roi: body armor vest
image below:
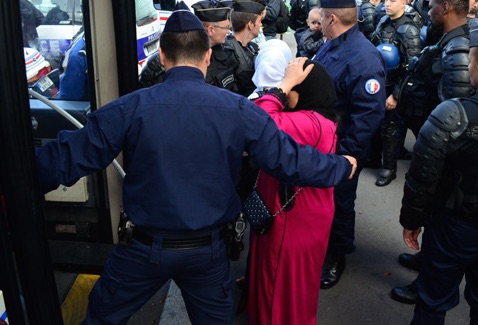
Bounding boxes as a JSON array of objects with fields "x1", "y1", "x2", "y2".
[
  {"x1": 206, "y1": 45, "x2": 239, "y2": 92},
  {"x1": 372, "y1": 14, "x2": 422, "y2": 87},
  {"x1": 224, "y1": 35, "x2": 258, "y2": 96}
]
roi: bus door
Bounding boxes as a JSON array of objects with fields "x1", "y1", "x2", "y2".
[{"x1": 1, "y1": 0, "x2": 168, "y2": 322}]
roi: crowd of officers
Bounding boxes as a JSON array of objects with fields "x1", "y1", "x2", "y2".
[{"x1": 137, "y1": 0, "x2": 478, "y2": 323}]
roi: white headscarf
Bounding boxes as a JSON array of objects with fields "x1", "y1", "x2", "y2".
[{"x1": 251, "y1": 39, "x2": 292, "y2": 94}]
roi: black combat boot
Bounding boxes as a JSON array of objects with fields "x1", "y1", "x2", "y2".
[{"x1": 376, "y1": 117, "x2": 399, "y2": 186}]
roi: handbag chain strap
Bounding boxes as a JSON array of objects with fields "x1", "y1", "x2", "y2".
[{"x1": 253, "y1": 171, "x2": 303, "y2": 217}]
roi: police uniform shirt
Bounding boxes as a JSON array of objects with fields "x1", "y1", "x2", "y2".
[
  {"x1": 314, "y1": 24, "x2": 386, "y2": 163},
  {"x1": 36, "y1": 66, "x2": 353, "y2": 231}
]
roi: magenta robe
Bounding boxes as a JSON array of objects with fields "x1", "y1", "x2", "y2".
[{"x1": 247, "y1": 95, "x2": 337, "y2": 325}]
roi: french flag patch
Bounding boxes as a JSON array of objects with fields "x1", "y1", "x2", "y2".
[{"x1": 365, "y1": 79, "x2": 381, "y2": 95}]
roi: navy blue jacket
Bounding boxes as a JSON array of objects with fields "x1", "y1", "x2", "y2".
[
  {"x1": 36, "y1": 67, "x2": 352, "y2": 231},
  {"x1": 314, "y1": 24, "x2": 386, "y2": 164}
]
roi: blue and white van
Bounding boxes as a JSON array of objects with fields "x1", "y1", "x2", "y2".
[{"x1": 30, "y1": 0, "x2": 161, "y2": 73}]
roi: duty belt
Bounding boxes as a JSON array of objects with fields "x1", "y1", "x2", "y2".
[{"x1": 133, "y1": 228, "x2": 221, "y2": 250}]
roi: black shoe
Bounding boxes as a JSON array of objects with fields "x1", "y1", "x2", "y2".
[
  {"x1": 375, "y1": 169, "x2": 396, "y2": 187},
  {"x1": 391, "y1": 283, "x2": 418, "y2": 304},
  {"x1": 398, "y1": 252, "x2": 421, "y2": 271},
  {"x1": 320, "y1": 254, "x2": 346, "y2": 289}
]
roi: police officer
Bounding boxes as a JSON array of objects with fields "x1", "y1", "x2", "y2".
[
  {"x1": 468, "y1": 0, "x2": 478, "y2": 29},
  {"x1": 58, "y1": 28, "x2": 89, "y2": 101},
  {"x1": 471, "y1": 0, "x2": 478, "y2": 17},
  {"x1": 373, "y1": 0, "x2": 387, "y2": 26},
  {"x1": 225, "y1": 0, "x2": 266, "y2": 96},
  {"x1": 371, "y1": 0, "x2": 422, "y2": 187},
  {"x1": 313, "y1": 0, "x2": 386, "y2": 289},
  {"x1": 399, "y1": 23, "x2": 478, "y2": 325},
  {"x1": 359, "y1": 0, "x2": 381, "y2": 40},
  {"x1": 139, "y1": 0, "x2": 240, "y2": 92},
  {"x1": 35, "y1": 6, "x2": 357, "y2": 324},
  {"x1": 398, "y1": 0, "x2": 475, "y2": 137},
  {"x1": 375, "y1": 0, "x2": 423, "y2": 31},
  {"x1": 393, "y1": 0, "x2": 475, "y2": 305},
  {"x1": 411, "y1": 0, "x2": 431, "y2": 26},
  {"x1": 191, "y1": 0, "x2": 240, "y2": 92}
]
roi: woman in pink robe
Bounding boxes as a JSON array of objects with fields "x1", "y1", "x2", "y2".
[{"x1": 247, "y1": 59, "x2": 338, "y2": 325}]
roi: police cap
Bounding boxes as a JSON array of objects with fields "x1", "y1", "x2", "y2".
[
  {"x1": 320, "y1": 0, "x2": 356, "y2": 8},
  {"x1": 163, "y1": 1, "x2": 206, "y2": 33},
  {"x1": 232, "y1": 0, "x2": 265, "y2": 14},
  {"x1": 192, "y1": 0, "x2": 231, "y2": 22}
]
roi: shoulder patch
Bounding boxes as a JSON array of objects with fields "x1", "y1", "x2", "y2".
[{"x1": 365, "y1": 79, "x2": 381, "y2": 95}]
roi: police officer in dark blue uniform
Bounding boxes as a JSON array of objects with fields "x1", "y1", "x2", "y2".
[
  {"x1": 35, "y1": 6, "x2": 357, "y2": 325},
  {"x1": 399, "y1": 24, "x2": 478, "y2": 325},
  {"x1": 313, "y1": 0, "x2": 386, "y2": 289}
]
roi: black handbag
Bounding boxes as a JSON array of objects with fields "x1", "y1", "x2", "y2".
[{"x1": 242, "y1": 172, "x2": 302, "y2": 235}]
